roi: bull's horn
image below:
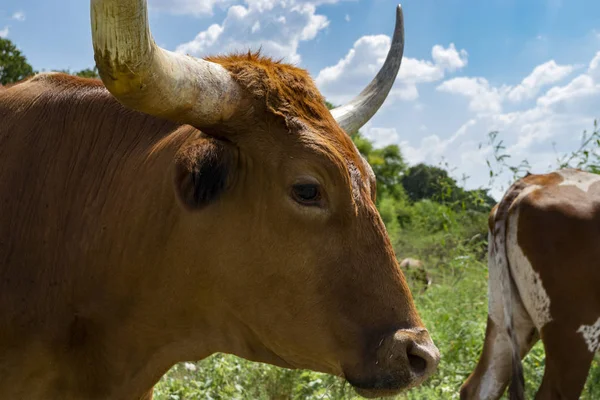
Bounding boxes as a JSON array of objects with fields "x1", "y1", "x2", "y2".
[
  {"x1": 331, "y1": 4, "x2": 405, "y2": 134},
  {"x1": 90, "y1": 0, "x2": 245, "y2": 127}
]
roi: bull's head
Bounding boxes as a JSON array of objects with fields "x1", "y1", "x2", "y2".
[{"x1": 90, "y1": 0, "x2": 439, "y2": 397}]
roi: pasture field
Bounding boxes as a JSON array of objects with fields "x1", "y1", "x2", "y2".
[{"x1": 153, "y1": 198, "x2": 600, "y2": 400}]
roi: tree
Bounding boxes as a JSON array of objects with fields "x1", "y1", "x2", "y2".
[
  {"x1": 402, "y1": 163, "x2": 495, "y2": 212},
  {"x1": 57, "y1": 66, "x2": 99, "y2": 79},
  {"x1": 324, "y1": 101, "x2": 336, "y2": 110},
  {"x1": 351, "y1": 131, "x2": 406, "y2": 200},
  {"x1": 349, "y1": 130, "x2": 374, "y2": 157},
  {"x1": 370, "y1": 144, "x2": 407, "y2": 200},
  {"x1": 402, "y1": 163, "x2": 456, "y2": 203},
  {"x1": 73, "y1": 67, "x2": 99, "y2": 78},
  {"x1": 462, "y1": 188, "x2": 496, "y2": 212},
  {"x1": 0, "y1": 37, "x2": 34, "y2": 85}
]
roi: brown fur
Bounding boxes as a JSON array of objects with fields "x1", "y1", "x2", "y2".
[
  {"x1": 208, "y1": 51, "x2": 367, "y2": 181},
  {"x1": 461, "y1": 169, "x2": 600, "y2": 400},
  {"x1": 208, "y1": 52, "x2": 343, "y2": 132},
  {"x1": 0, "y1": 53, "x2": 437, "y2": 400}
]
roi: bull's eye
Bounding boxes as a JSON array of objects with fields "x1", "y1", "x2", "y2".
[{"x1": 292, "y1": 183, "x2": 321, "y2": 206}]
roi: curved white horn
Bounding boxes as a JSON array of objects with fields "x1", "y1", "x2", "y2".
[
  {"x1": 90, "y1": 0, "x2": 245, "y2": 127},
  {"x1": 331, "y1": 5, "x2": 405, "y2": 134}
]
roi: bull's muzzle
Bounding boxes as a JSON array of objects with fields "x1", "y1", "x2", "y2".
[{"x1": 346, "y1": 328, "x2": 440, "y2": 398}]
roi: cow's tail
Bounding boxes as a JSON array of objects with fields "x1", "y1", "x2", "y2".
[{"x1": 491, "y1": 179, "x2": 529, "y2": 400}]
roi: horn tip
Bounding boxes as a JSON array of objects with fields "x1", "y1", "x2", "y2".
[{"x1": 396, "y1": 4, "x2": 403, "y2": 18}]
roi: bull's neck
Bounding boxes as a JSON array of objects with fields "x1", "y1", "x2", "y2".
[{"x1": 58, "y1": 126, "x2": 226, "y2": 399}]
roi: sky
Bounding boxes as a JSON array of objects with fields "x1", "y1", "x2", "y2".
[{"x1": 2, "y1": 0, "x2": 600, "y2": 198}]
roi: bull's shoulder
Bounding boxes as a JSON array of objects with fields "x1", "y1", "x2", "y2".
[
  {"x1": 13, "y1": 71, "x2": 103, "y2": 90},
  {"x1": 0, "y1": 72, "x2": 109, "y2": 107}
]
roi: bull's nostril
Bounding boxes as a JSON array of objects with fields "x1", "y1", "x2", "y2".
[{"x1": 408, "y1": 353, "x2": 427, "y2": 375}]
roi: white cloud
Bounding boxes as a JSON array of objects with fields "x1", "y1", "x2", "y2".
[
  {"x1": 316, "y1": 36, "x2": 468, "y2": 105},
  {"x1": 436, "y1": 59, "x2": 575, "y2": 114},
  {"x1": 149, "y1": 0, "x2": 350, "y2": 17},
  {"x1": 316, "y1": 35, "x2": 391, "y2": 90},
  {"x1": 397, "y1": 57, "x2": 444, "y2": 83},
  {"x1": 437, "y1": 77, "x2": 506, "y2": 114},
  {"x1": 176, "y1": 1, "x2": 330, "y2": 64},
  {"x1": 178, "y1": 24, "x2": 224, "y2": 55},
  {"x1": 0, "y1": 26, "x2": 8, "y2": 38},
  {"x1": 400, "y1": 119, "x2": 477, "y2": 164},
  {"x1": 531, "y1": 53, "x2": 600, "y2": 109},
  {"x1": 431, "y1": 43, "x2": 468, "y2": 71},
  {"x1": 507, "y1": 60, "x2": 574, "y2": 102},
  {"x1": 11, "y1": 11, "x2": 25, "y2": 21},
  {"x1": 588, "y1": 51, "x2": 600, "y2": 80},
  {"x1": 537, "y1": 74, "x2": 600, "y2": 108},
  {"x1": 345, "y1": 14, "x2": 350, "y2": 22}
]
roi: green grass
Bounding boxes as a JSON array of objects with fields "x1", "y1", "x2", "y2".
[{"x1": 153, "y1": 203, "x2": 600, "y2": 400}]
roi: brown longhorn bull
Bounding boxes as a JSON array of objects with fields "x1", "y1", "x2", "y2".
[{"x1": 0, "y1": 1, "x2": 439, "y2": 399}]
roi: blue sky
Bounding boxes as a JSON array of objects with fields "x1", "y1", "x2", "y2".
[{"x1": 2, "y1": 0, "x2": 600, "y2": 197}]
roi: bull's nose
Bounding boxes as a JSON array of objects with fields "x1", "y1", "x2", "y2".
[
  {"x1": 347, "y1": 328, "x2": 440, "y2": 398},
  {"x1": 390, "y1": 329, "x2": 440, "y2": 380}
]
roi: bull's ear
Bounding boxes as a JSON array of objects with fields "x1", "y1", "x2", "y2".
[{"x1": 174, "y1": 136, "x2": 236, "y2": 210}]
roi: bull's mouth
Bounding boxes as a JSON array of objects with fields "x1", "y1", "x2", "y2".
[
  {"x1": 348, "y1": 381, "x2": 406, "y2": 399},
  {"x1": 344, "y1": 372, "x2": 414, "y2": 399},
  {"x1": 344, "y1": 357, "x2": 436, "y2": 399}
]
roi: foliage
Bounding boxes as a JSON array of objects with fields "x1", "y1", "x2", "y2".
[
  {"x1": 554, "y1": 119, "x2": 600, "y2": 173},
  {"x1": 402, "y1": 163, "x2": 495, "y2": 213},
  {"x1": 402, "y1": 163, "x2": 456, "y2": 203},
  {"x1": 0, "y1": 37, "x2": 34, "y2": 85},
  {"x1": 351, "y1": 131, "x2": 408, "y2": 201},
  {"x1": 482, "y1": 130, "x2": 532, "y2": 187},
  {"x1": 483, "y1": 119, "x2": 600, "y2": 193},
  {"x1": 57, "y1": 66, "x2": 99, "y2": 78},
  {"x1": 74, "y1": 67, "x2": 99, "y2": 78},
  {"x1": 155, "y1": 358, "x2": 354, "y2": 400}
]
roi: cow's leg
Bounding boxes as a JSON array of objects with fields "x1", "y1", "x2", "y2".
[
  {"x1": 534, "y1": 323, "x2": 595, "y2": 400},
  {"x1": 460, "y1": 310, "x2": 538, "y2": 400},
  {"x1": 460, "y1": 316, "x2": 512, "y2": 400},
  {"x1": 460, "y1": 230, "x2": 539, "y2": 400}
]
